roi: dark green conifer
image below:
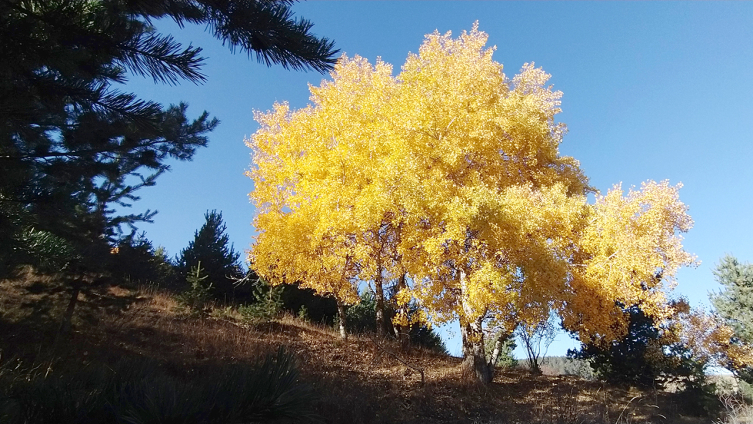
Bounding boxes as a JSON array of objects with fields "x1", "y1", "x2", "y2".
[
  {"x1": 177, "y1": 210, "x2": 243, "y2": 301},
  {"x1": 0, "y1": 0, "x2": 338, "y2": 276},
  {"x1": 569, "y1": 305, "x2": 705, "y2": 389}
]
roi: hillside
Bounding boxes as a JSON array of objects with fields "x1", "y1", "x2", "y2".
[{"x1": 0, "y1": 271, "x2": 717, "y2": 423}]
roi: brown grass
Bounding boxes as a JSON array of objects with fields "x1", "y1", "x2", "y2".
[
  {"x1": 717, "y1": 393, "x2": 753, "y2": 424},
  {"x1": 0, "y1": 271, "x2": 719, "y2": 424}
]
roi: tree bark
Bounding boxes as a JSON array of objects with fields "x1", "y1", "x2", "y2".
[
  {"x1": 459, "y1": 270, "x2": 493, "y2": 384},
  {"x1": 392, "y1": 272, "x2": 409, "y2": 351},
  {"x1": 488, "y1": 328, "x2": 516, "y2": 368},
  {"x1": 337, "y1": 299, "x2": 348, "y2": 340},
  {"x1": 460, "y1": 318, "x2": 494, "y2": 384},
  {"x1": 489, "y1": 331, "x2": 505, "y2": 369},
  {"x1": 58, "y1": 279, "x2": 81, "y2": 335}
]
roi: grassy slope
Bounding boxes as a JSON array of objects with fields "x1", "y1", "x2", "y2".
[{"x1": 0, "y1": 271, "x2": 711, "y2": 424}]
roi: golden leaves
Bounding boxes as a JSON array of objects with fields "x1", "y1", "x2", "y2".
[
  {"x1": 247, "y1": 24, "x2": 696, "y2": 347},
  {"x1": 667, "y1": 305, "x2": 753, "y2": 370}
]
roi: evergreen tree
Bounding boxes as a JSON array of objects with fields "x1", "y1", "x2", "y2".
[
  {"x1": 342, "y1": 291, "x2": 448, "y2": 354},
  {"x1": 177, "y1": 210, "x2": 243, "y2": 301},
  {"x1": 110, "y1": 232, "x2": 177, "y2": 287},
  {"x1": 279, "y1": 282, "x2": 338, "y2": 324},
  {"x1": 711, "y1": 255, "x2": 753, "y2": 382},
  {"x1": 486, "y1": 332, "x2": 517, "y2": 369},
  {"x1": 569, "y1": 305, "x2": 704, "y2": 389},
  {"x1": 0, "y1": 0, "x2": 338, "y2": 276},
  {"x1": 178, "y1": 261, "x2": 213, "y2": 315}
]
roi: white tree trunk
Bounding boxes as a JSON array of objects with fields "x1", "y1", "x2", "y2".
[{"x1": 337, "y1": 300, "x2": 347, "y2": 340}]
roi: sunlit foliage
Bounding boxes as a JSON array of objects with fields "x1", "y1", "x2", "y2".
[
  {"x1": 563, "y1": 181, "x2": 697, "y2": 343},
  {"x1": 669, "y1": 304, "x2": 753, "y2": 376},
  {"x1": 247, "y1": 23, "x2": 696, "y2": 375},
  {"x1": 249, "y1": 55, "x2": 398, "y2": 310}
]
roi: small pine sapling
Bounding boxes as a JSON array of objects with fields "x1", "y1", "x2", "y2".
[
  {"x1": 178, "y1": 262, "x2": 213, "y2": 315},
  {"x1": 239, "y1": 280, "x2": 284, "y2": 322}
]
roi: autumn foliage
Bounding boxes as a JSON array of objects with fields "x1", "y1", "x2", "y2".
[{"x1": 248, "y1": 24, "x2": 700, "y2": 382}]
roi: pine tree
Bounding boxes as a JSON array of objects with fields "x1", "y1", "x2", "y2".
[
  {"x1": 0, "y1": 0, "x2": 338, "y2": 276},
  {"x1": 569, "y1": 305, "x2": 705, "y2": 389},
  {"x1": 178, "y1": 261, "x2": 213, "y2": 315},
  {"x1": 110, "y1": 232, "x2": 177, "y2": 286},
  {"x1": 177, "y1": 210, "x2": 243, "y2": 301},
  {"x1": 711, "y1": 255, "x2": 753, "y2": 382}
]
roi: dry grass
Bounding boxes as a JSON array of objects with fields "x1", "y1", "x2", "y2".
[
  {"x1": 0, "y1": 271, "x2": 726, "y2": 424},
  {"x1": 716, "y1": 393, "x2": 753, "y2": 424}
]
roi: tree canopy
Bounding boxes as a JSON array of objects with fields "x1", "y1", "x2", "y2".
[
  {"x1": 248, "y1": 24, "x2": 696, "y2": 383},
  {"x1": 0, "y1": 0, "x2": 337, "y2": 275}
]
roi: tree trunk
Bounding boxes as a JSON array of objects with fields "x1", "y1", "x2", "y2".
[
  {"x1": 459, "y1": 270, "x2": 493, "y2": 384},
  {"x1": 488, "y1": 329, "x2": 514, "y2": 368},
  {"x1": 460, "y1": 318, "x2": 494, "y2": 384},
  {"x1": 58, "y1": 280, "x2": 81, "y2": 335},
  {"x1": 374, "y1": 258, "x2": 386, "y2": 337},
  {"x1": 337, "y1": 299, "x2": 348, "y2": 340},
  {"x1": 523, "y1": 336, "x2": 543, "y2": 375},
  {"x1": 392, "y1": 272, "x2": 409, "y2": 351}
]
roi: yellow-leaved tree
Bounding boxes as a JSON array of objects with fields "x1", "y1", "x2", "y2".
[
  {"x1": 249, "y1": 55, "x2": 403, "y2": 338},
  {"x1": 248, "y1": 23, "x2": 697, "y2": 383}
]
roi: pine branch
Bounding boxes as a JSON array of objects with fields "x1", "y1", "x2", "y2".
[
  {"x1": 118, "y1": 30, "x2": 207, "y2": 85},
  {"x1": 93, "y1": 90, "x2": 165, "y2": 123},
  {"x1": 198, "y1": 0, "x2": 338, "y2": 73},
  {"x1": 123, "y1": 0, "x2": 205, "y2": 26}
]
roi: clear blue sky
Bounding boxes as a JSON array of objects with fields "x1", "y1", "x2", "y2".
[{"x1": 123, "y1": 2, "x2": 753, "y2": 357}]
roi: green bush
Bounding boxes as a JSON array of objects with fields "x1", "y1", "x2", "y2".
[
  {"x1": 532, "y1": 356, "x2": 593, "y2": 379},
  {"x1": 740, "y1": 380, "x2": 753, "y2": 403},
  {"x1": 486, "y1": 333, "x2": 518, "y2": 369},
  {"x1": 569, "y1": 305, "x2": 706, "y2": 389},
  {"x1": 341, "y1": 291, "x2": 448, "y2": 354},
  {"x1": 297, "y1": 305, "x2": 310, "y2": 322}
]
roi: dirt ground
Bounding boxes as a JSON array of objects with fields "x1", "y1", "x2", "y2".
[{"x1": 0, "y1": 271, "x2": 718, "y2": 424}]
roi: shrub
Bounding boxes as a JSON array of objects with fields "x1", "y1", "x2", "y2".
[
  {"x1": 569, "y1": 305, "x2": 706, "y2": 389},
  {"x1": 0, "y1": 348, "x2": 317, "y2": 423},
  {"x1": 341, "y1": 291, "x2": 448, "y2": 354},
  {"x1": 297, "y1": 305, "x2": 310, "y2": 322},
  {"x1": 539, "y1": 356, "x2": 594, "y2": 379}
]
